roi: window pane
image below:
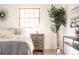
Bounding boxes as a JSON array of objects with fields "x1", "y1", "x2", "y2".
[
  {"x1": 24, "y1": 13, "x2": 30, "y2": 17},
  {"x1": 30, "y1": 23, "x2": 35, "y2": 27},
  {"x1": 20, "y1": 22, "x2": 25, "y2": 27},
  {"x1": 35, "y1": 9, "x2": 39, "y2": 13},
  {"x1": 29, "y1": 13, "x2": 35, "y2": 17},
  {"x1": 24, "y1": 23, "x2": 30, "y2": 27},
  {"x1": 34, "y1": 18, "x2": 39, "y2": 23},
  {"x1": 25, "y1": 9, "x2": 29, "y2": 14},
  {"x1": 29, "y1": 9, "x2": 35, "y2": 14},
  {"x1": 30, "y1": 19, "x2": 34, "y2": 22},
  {"x1": 20, "y1": 18, "x2": 24, "y2": 22},
  {"x1": 34, "y1": 13, "x2": 39, "y2": 17},
  {"x1": 25, "y1": 18, "x2": 30, "y2": 22}
]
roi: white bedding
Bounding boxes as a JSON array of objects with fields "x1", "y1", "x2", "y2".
[{"x1": 0, "y1": 35, "x2": 34, "y2": 53}]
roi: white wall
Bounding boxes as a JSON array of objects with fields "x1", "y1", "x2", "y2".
[
  {"x1": 0, "y1": 4, "x2": 63, "y2": 49},
  {"x1": 63, "y1": 4, "x2": 79, "y2": 54}
]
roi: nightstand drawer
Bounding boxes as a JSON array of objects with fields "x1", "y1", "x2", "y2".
[
  {"x1": 33, "y1": 40, "x2": 43, "y2": 45},
  {"x1": 34, "y1": 45, "x2": 43, "y2": 50},
  {"x1": 31, "y1": 35, "x2": 43, "y2": 41}
]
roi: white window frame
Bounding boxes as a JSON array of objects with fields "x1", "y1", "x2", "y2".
[{"x1": 19, "y1": 8, "x2": 40, "y2": 34}]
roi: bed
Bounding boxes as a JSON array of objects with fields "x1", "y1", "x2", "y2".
[{"x1": 0, "y1": 35, "x2": 34, "y2": 55}]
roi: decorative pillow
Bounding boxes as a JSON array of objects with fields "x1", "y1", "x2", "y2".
[
  {"x1": 14, "y1": 29, "x2": 21, "y2": 35},
  {"x1": 0, "y1": 28, "x2": 15, "y2": 35}
]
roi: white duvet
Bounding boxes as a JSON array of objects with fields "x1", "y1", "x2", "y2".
[{"x1": 0, "y1": 35, "x2": 34, "y2": 53}]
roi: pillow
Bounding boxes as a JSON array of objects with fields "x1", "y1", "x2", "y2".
[
  {"x1": 0, "y1": 34, "x2": 30, "y2": 39},
  {"x1": 14, "y1": 29, "x2": 21, "y2": 35},
  {"x1": 0, "y1": 28, "x2": 15, "y2": 35}
]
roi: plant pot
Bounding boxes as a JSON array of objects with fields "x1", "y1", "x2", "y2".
[{"x1": 56, "y1": 48, "x2": 61, "y2": 53}]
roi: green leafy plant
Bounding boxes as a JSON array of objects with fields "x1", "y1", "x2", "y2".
[{"x1": 48, "y1": 5, "x2": 66, "y2": 50}]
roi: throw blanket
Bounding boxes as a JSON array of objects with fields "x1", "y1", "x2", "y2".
[{"x1": 0, "y1": 41, "x2": 31, "y2": 55}]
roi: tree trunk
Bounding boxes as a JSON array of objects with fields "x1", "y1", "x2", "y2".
[{"x1": 56, "y1": 31, "x2": 60, "y2": 49}]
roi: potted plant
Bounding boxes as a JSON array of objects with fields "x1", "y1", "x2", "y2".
[{"x1": 48, "y1": 5, "x2": 66, "y2": 53}]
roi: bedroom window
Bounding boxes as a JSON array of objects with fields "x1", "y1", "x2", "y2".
[{"x1": 19, "y1": 8, "x2": 40, "y2": 34}]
